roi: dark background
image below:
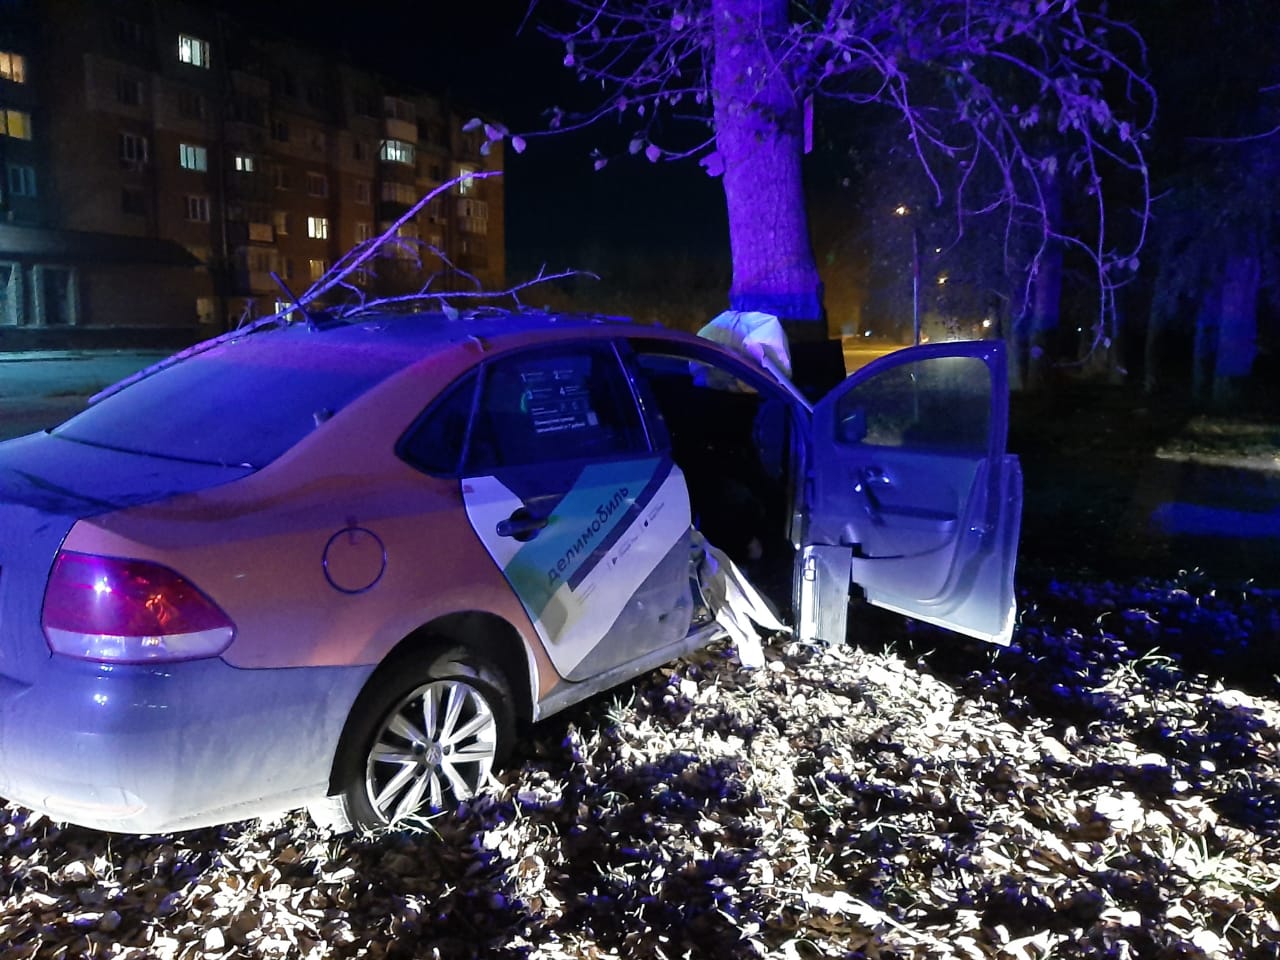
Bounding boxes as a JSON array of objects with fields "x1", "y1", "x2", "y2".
[{"x1": 216, "y1": 1, "x2": 731, "y2": 283}]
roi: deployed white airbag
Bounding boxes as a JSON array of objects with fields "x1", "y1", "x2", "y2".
[
  {"x1": 692, "y1": 531, "x2": 790, "y2": 669},
  {"x1": 697, "y1": 310, "x2": 793, "y2": 379}
]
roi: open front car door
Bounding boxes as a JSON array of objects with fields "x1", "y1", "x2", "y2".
[{"x1": 801, "y1": 341, "x2": 1022, "y2": 646}]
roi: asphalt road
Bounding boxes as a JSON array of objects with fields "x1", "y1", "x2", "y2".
[{"x1": 0, "y1": 350, "x2": 170, "y2": 440}]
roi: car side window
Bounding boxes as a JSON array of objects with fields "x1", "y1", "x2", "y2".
[
  {"x1": 835, "y1": 355, "x2": 991, "y2": 452},
  {"x1": 465, "y1": 344, "x2": 646, "y2": 470},
  {"x1": 398, "y1": 370, "x2": 478, "y2": 475}
]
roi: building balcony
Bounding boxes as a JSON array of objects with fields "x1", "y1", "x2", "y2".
[
  {"x1": 377, "y1": 200, "x2": 414, "y2": 222},
  {"x1": 383, "y1": 116, "x2": 416, "y2": 143},
  {"x1": 231, "y1": 70, "x2": 270, "y2": 98},
  {"x1": 226, "y1": 268, "x2": 279, "y2": 297},
  {"x1": 226, "y1": 222, "x2": 276, "y2": 246},
  {"x1": 224, "y1": 121, "x2": 267, "y2": 150}
]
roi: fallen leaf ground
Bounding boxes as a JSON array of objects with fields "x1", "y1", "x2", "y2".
[{"x1": 2, "y1": 382, "x2": 1278, "y2": 959}]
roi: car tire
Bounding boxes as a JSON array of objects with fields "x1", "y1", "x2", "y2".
[{"x1": 326, "y1": 646, "x2": 515, "y2": 831}]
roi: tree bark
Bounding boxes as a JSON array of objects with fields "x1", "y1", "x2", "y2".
[
  {"x1": 1026, "y1": 166, "x2": 1063, "y2": 391},
  {"x1": 1191, "y1": 285, "x2": 1220, "y2": 402},
  {"x1": 710, "y1": 0, "x2": 824, "y2": 338},
  {"x1": 1144, "y1": 258, "x2": 1176, "y2": 395}
]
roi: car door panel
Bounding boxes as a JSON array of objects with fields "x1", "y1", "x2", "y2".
[
  {"x1": 457, "y1": 344, "x2": 694, "y2": 682},
  {"x1": 807, "y1": 342, "x2": 1021, "y2": 645},
  {"x1": 851, "y1": 454, "x2": 1021, "y2": 642}
]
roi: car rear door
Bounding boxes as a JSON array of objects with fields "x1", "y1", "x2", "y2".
[
  {"x1": 456, "y1": 342, "x2": 695, "y2": 682},
  {"x1": 802, "y1": 341, "x2": 1022, "y2": 645}
]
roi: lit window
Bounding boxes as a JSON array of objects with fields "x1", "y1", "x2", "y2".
[
  {"x1": 306, "y1": 172, "x2": 328, "y2": 197},
  {"x1": 457, "y1": 165, "x2": 478, "y2": 195},
  {"x1": 185, "y1": 195, "x2": 210, "y2": 222},
  {"x1": 179, "y1": 143, "x2": 208, "y2": 171},
  {"x1": 196, "y1": 297, "x2": 216, "y2": 325},
  {"x1": 354, "y1": 180, "x2": 371, "y2": 204},
  {"x1": 308, "y1": 258, "x2": 328, "y2": 280},
  {"x1": 272, "y1": 210, "x2": 289, "y2": 235},
  {"x1": 307, "y1": 216, "x2": 329, "y2": 239},
  {"x1": 177, "y1": 34, "x2": 210, "y2": 68},
  {"x1": 6, "y1": 164, "x2": 36, "y2": 197},
  {"x1": 355, "y1": 222, "x2": 373, "y2": 243},
  {"x1": 0, "y1": 109, "x2": 32, "y2": 140},
  {"x1": 379, "y1": 139, "x2": 414, "y2": 165},
  {"x1": 0, "y1": 51, "x2": 26, "y2": 84},
  {"x1": 234, "y1": 154, "x2": 254, "y2": 173}
]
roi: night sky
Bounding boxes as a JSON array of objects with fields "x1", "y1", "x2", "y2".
[{"x1": 219, "y1": 1, "x2": 730, "y2": 279}]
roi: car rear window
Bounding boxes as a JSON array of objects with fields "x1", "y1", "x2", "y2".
[{"x1": 53, "y1": 334, "x2": 406, "y2": 468}]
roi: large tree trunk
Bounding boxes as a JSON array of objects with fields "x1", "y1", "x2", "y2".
[
  {"x1": 710, "y1": 0, "x2": 824, "y2": 339},
  {"x1": 1025, "y1": 165, "x2": 1063, "y2": 391},
  {"x1": 1144, "y1": 258, "x2": 1177, "y2": 395},
  {"x1": 1026, "y1": 246, "x2": 1063, "y2": 390},
  {"x1": 1212, "y1": 248, "x2": 1260, "y2": 409},
  {"x1": 1191, "y1": 285, "x2": 1220, "y2": 402}
]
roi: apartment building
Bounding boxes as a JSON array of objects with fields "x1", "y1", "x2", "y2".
[{"x1": 0, "y1": 0, "x2": 504, "y2": 346}]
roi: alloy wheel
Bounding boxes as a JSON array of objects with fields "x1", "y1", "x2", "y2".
[{"x1": 364, "y1": 678, "x2": 498, "y2": 823}]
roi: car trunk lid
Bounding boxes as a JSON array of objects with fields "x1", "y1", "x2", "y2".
[{"x1": 0, "y1": 433, "x2": 252, "y2": 682}]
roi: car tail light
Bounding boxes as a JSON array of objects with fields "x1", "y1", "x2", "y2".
[{"x1": 42, "y1": 551, "x2": 235, "y2": 663}]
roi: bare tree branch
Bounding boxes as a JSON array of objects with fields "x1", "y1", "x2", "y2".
[
  {"x1": 494, "y1": 0, "x2": 1155, "y2": 368},
  {"x1": 91, "y1": 173, "x2": 598, "y2": 403}
]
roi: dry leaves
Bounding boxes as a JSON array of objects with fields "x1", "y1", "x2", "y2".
[{"x1": 2, "y1": 573, "x2": 1278, "y2": 959}]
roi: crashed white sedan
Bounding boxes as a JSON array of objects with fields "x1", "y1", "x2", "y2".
[{"x1": 0, "y1": 309, "x2": 1020, "y2": 832}]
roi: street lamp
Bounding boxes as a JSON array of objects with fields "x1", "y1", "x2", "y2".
[{"x1": 894, "y1": 204, "x2": 921, "y2": 346}]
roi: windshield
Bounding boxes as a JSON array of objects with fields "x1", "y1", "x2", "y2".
[{"x1": 53, "y1": 333, "x2": 407, "y2": 468}]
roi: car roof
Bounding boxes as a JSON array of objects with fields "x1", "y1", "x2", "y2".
[
  {"x1": 291, "y1": 308, "x2": 664, "y2": 356},
  {"x1": 93, "y1": 307, "x2": 753, "y2": 414}
]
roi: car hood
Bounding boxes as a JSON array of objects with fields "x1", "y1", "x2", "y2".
[{"x1": 0, "y1": 433, "x2": 254, "y2": 684}]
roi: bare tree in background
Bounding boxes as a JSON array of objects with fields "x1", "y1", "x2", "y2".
[{"x1": 486, "y1": 0, "x2": 1155, "y2": 386}]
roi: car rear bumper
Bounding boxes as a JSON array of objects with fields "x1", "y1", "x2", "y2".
[{"x1": 0, "y1": 656, "x2": 373, "y2": 833}]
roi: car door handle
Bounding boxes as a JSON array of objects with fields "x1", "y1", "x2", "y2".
[
  {"x1": 858, "y1": 466, "x2": 891, "y2": 487},
  {"x1": 853, "y1": 467, "x2": 889, "y2": 525},
  {"x1": 496, "y1": 507, "x2": 548, "y2": 542}
]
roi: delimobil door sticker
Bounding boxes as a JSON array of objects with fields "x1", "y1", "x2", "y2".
[{"x1": 463, "y1": 458, "x2": 690, "y2": 677}]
